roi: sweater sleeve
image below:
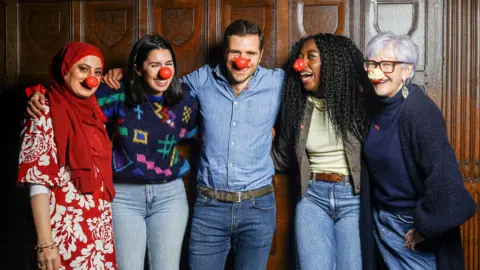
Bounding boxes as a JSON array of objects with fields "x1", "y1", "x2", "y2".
[
  {"x1": 181, "y1": 85, "x2": 198, "y2": 139},
  {"x1": 95, "y1": 82, "x2": 125, "y2": 122},
  {"x1": 404, "y1": 94, "x2": 476, "y2": 238}
]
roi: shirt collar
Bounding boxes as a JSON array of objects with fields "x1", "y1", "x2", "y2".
[{"x1": 146, "y1": 94, "x2": 164, "y2": 103}]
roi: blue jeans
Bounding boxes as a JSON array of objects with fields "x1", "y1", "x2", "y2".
[
  {"x1": 295, "y1": 179, "x2": 361, "y2": 270},
  {"x1": 188, "y1": 187, "x2": 276, "y2": 270},
  {"x1": 373, "y1": 208, "x2": 437, "y2": 270},
  {"x1": 112, "y1": 179, "x2": 188, "y2": 270}
]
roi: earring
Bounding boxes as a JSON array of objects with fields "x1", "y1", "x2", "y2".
[{"x1": 401, "y1": 81, "x2": 409, "y2": 99}]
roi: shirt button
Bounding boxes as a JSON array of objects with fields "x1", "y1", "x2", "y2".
[
  {"x1": 232, "y1": 122, "x2": 236, "y2": 126},
  {"x1": 347, "y1": 148, "x2": 354, "y2": 155},
  {"x1": 352, "y1": 166, "x2": 359, "y2": 172},
  {"x1": 231, "y1": 142, "x2": 235, "y2": 145},
  {"x1": 229, "y1": 163, "x2": 233, "y2": 166},
  {"x1": 234, "y1": 101, "x2": 238, "y2": 105}
]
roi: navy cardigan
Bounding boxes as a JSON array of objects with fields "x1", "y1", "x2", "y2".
[{"x1": 360, "y1": 84, "x2": 477, "y2": 270}]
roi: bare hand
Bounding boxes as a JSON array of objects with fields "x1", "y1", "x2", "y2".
[
  {"x1": 101, "y1": 68, "x2": 124, "y2": 90},
  {"x1": 37, "y1": 245, "x2": 61, "y2": 270},
  {"x1": 271, "y1": 128, "x2": 276, "y2": 141},
  {"x1": 27, "y1": 92, "x2": 46, "y2": 119},
  {"x1": 405, "y1": 229, "x2": 425, "y2": 251}
]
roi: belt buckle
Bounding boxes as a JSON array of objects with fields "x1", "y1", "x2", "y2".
[{"x1": 233, "y1": 191, "x2": 242, "y2": 203}]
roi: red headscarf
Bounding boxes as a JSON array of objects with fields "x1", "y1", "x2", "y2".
[{"x1": 48, "y1": 42, "x2": 115, "y2": 201}]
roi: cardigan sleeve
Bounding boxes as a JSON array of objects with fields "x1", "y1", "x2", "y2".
[
  {"x1": 403, "y1": 93, "x2": 476, "y2": 239},
  {"x1": 271, "y1": 111, "x2": 296, "y2": 173}
]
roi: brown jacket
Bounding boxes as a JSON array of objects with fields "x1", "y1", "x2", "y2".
[{"x1": 272, "y1": 99, "x2": 362, "y2": 196}]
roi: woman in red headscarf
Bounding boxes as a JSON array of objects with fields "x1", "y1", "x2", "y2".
[{"x1": 17, "y1": 42, "x2": 116, "y2": 270}]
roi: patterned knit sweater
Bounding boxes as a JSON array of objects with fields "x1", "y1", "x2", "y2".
[{"x1": 96, "y1": 83, "x2": 198, "y2": 184}]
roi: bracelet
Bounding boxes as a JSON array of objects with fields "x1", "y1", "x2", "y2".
[
  {"x1": 34, "y1": 239, "x2": 55, "y2": 249},
  {"x1": 35, "y1": 242, "x2": 56, "y2": 253},
  {"x1": 25, "y1": 84, "x2": 47, "y2": 98}
]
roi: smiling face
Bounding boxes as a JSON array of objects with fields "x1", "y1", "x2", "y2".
[
  {"x1": 64, "y1": 55, "x2": 103, "y2": 98},
  {"x1": 298, "y1": 39, "x2": 321, "y2": 92},
  {"x1": 136, "y1": 48, "x2": 175, "y2": 96},
  {"x1": 224, "y1": 34, "x2": 263, "y2": 89},
  {"x1": 366, "y1": 44, "x2": 413, "y2": 98}
]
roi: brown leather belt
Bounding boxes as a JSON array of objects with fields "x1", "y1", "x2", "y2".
[
  {"x1": 197, "y1": 185, "x2": 274, "y2": 203},
  {"x1": 311, "y1": 172, "x2": 347, "y2": 183}
]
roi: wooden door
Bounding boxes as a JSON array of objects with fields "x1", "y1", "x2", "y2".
[{"x1": 444, "y1": 1, "x2": 480, "y2": 269}]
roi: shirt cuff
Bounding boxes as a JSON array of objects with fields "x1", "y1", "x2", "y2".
[{"x1": 29, "y1": 184, "x2": 51, "y2": 197}]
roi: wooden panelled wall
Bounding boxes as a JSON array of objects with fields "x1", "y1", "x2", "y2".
[
  {"x1": 445, "y1": 1, "x2": 480, "y2": 269},
  {"x1": 1, "y1": 0, "x2": 478, "y2": 269}
]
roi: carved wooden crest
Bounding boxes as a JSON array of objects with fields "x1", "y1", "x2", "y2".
[
  {"x1": 373, "y1": 0, "x2": 419, "y2": 36},
  {"x1": 161, "y1": 8, "x2": 195, "y2": 47},
  {"x1": 94, "y1": 9, "x2": 127, "y2": 48},
  {"x1": 29, "y1": 10, "x2": 62, "y2": 50}
]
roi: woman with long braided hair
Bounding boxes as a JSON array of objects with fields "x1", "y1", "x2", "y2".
[{"x1": 272, "y1": 33, "x2": 372, "y2": 269}]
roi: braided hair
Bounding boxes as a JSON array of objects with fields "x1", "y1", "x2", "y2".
[{"x1": 280, "y1": 33, "x2": 372, "y2": 144}]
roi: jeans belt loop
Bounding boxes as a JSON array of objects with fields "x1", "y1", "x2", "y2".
[
  {"x1": 233, "y1": 191, "x2": 242, "y2": 203},
  {"x1": 248, "y1": 190, "x2": 254, "y2": 201}
]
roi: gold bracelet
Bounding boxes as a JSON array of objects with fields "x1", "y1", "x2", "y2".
[
  {"x1": 34, "y1": 240, "x2": 56, "y2": 250},
  {"x1": 36, "y1": 239, "x2": 55, "y2": 248},
  {"x1": 35, "y1": 242, "x2": 56, "y2": 253}
]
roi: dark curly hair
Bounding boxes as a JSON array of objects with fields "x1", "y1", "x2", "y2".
[{"x1": 279, "y1": 33, "x2": 372, "y2": 143}]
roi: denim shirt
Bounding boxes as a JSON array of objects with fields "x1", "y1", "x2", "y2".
[{"x1": 181, "y1": 64, "x2": 284, "y2": 191}]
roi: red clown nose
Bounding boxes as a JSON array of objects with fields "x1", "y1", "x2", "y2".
[
  {"x1": 293, "y1": 59, "x2": 306, "y2": 72},
  {"x1": 233, "y1": 57, "x2": 251, "y2": 69},
  {"x1": 84, "y1": 76, "x2": 99, "y2": 88},
  {"x1": 159, "y1": 67, "x2": 173, "y2": 80}
]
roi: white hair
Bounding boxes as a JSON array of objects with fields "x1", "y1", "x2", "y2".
[{"x1": 366, "y1": 32, "x2": 420, "y2": 83}]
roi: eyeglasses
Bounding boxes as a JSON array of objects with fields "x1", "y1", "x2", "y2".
[{"x1": 363, "y1": 60, "x2": 411, "y2": 73}]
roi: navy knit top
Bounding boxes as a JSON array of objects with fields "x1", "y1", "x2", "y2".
[
  {"x1": 364, "y1": 86, "x2": 416, "y2": 214},
  {"x1": 95, "y1": 83, "x2": 198, "y2": 184}
]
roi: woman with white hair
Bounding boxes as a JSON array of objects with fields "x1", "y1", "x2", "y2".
[{"x1": 359, "y1": 31, "x2": 476, "y2": 270}]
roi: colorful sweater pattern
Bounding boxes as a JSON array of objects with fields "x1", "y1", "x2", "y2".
[{"x1": 96, "y1": 84, "x2": 198, "y2": 183}]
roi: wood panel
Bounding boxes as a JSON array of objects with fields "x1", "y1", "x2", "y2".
[
  {"x1": 444, "y1": 1, "x2": 480, "y2": 268},
  {"x1": 462, "y1": 183, "x2": 480, "y2": 270},
  {"x1": 291, "y1": 0, "x2": 348, "y2": 47},
  {"x1": 152, "y1": 0, "x2": 207, "y2": 76},
  {"x1": 18, "y1": 1, "x2": 71, "y2": 86},
  {"x1": 0, "y1": 1, "x2": 5, "y2": 92},
  {"x1": 444, "y1": 0, "x2": 480, "y2": 181},
  {"x1": 85, "y1": 0, "x2": 137, "y2": 70}
]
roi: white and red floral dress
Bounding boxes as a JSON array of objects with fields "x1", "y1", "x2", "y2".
[{"x1": 17, "y1": 102, "x2": 116, "y2": 270}]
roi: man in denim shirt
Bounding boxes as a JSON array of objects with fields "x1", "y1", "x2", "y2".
[
  {"x1": 181, "y1": 20, "x2": 283, "y2": 270},
  {"x1": 94, "y1": 19, "x2": 283, "y2": 270}
]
